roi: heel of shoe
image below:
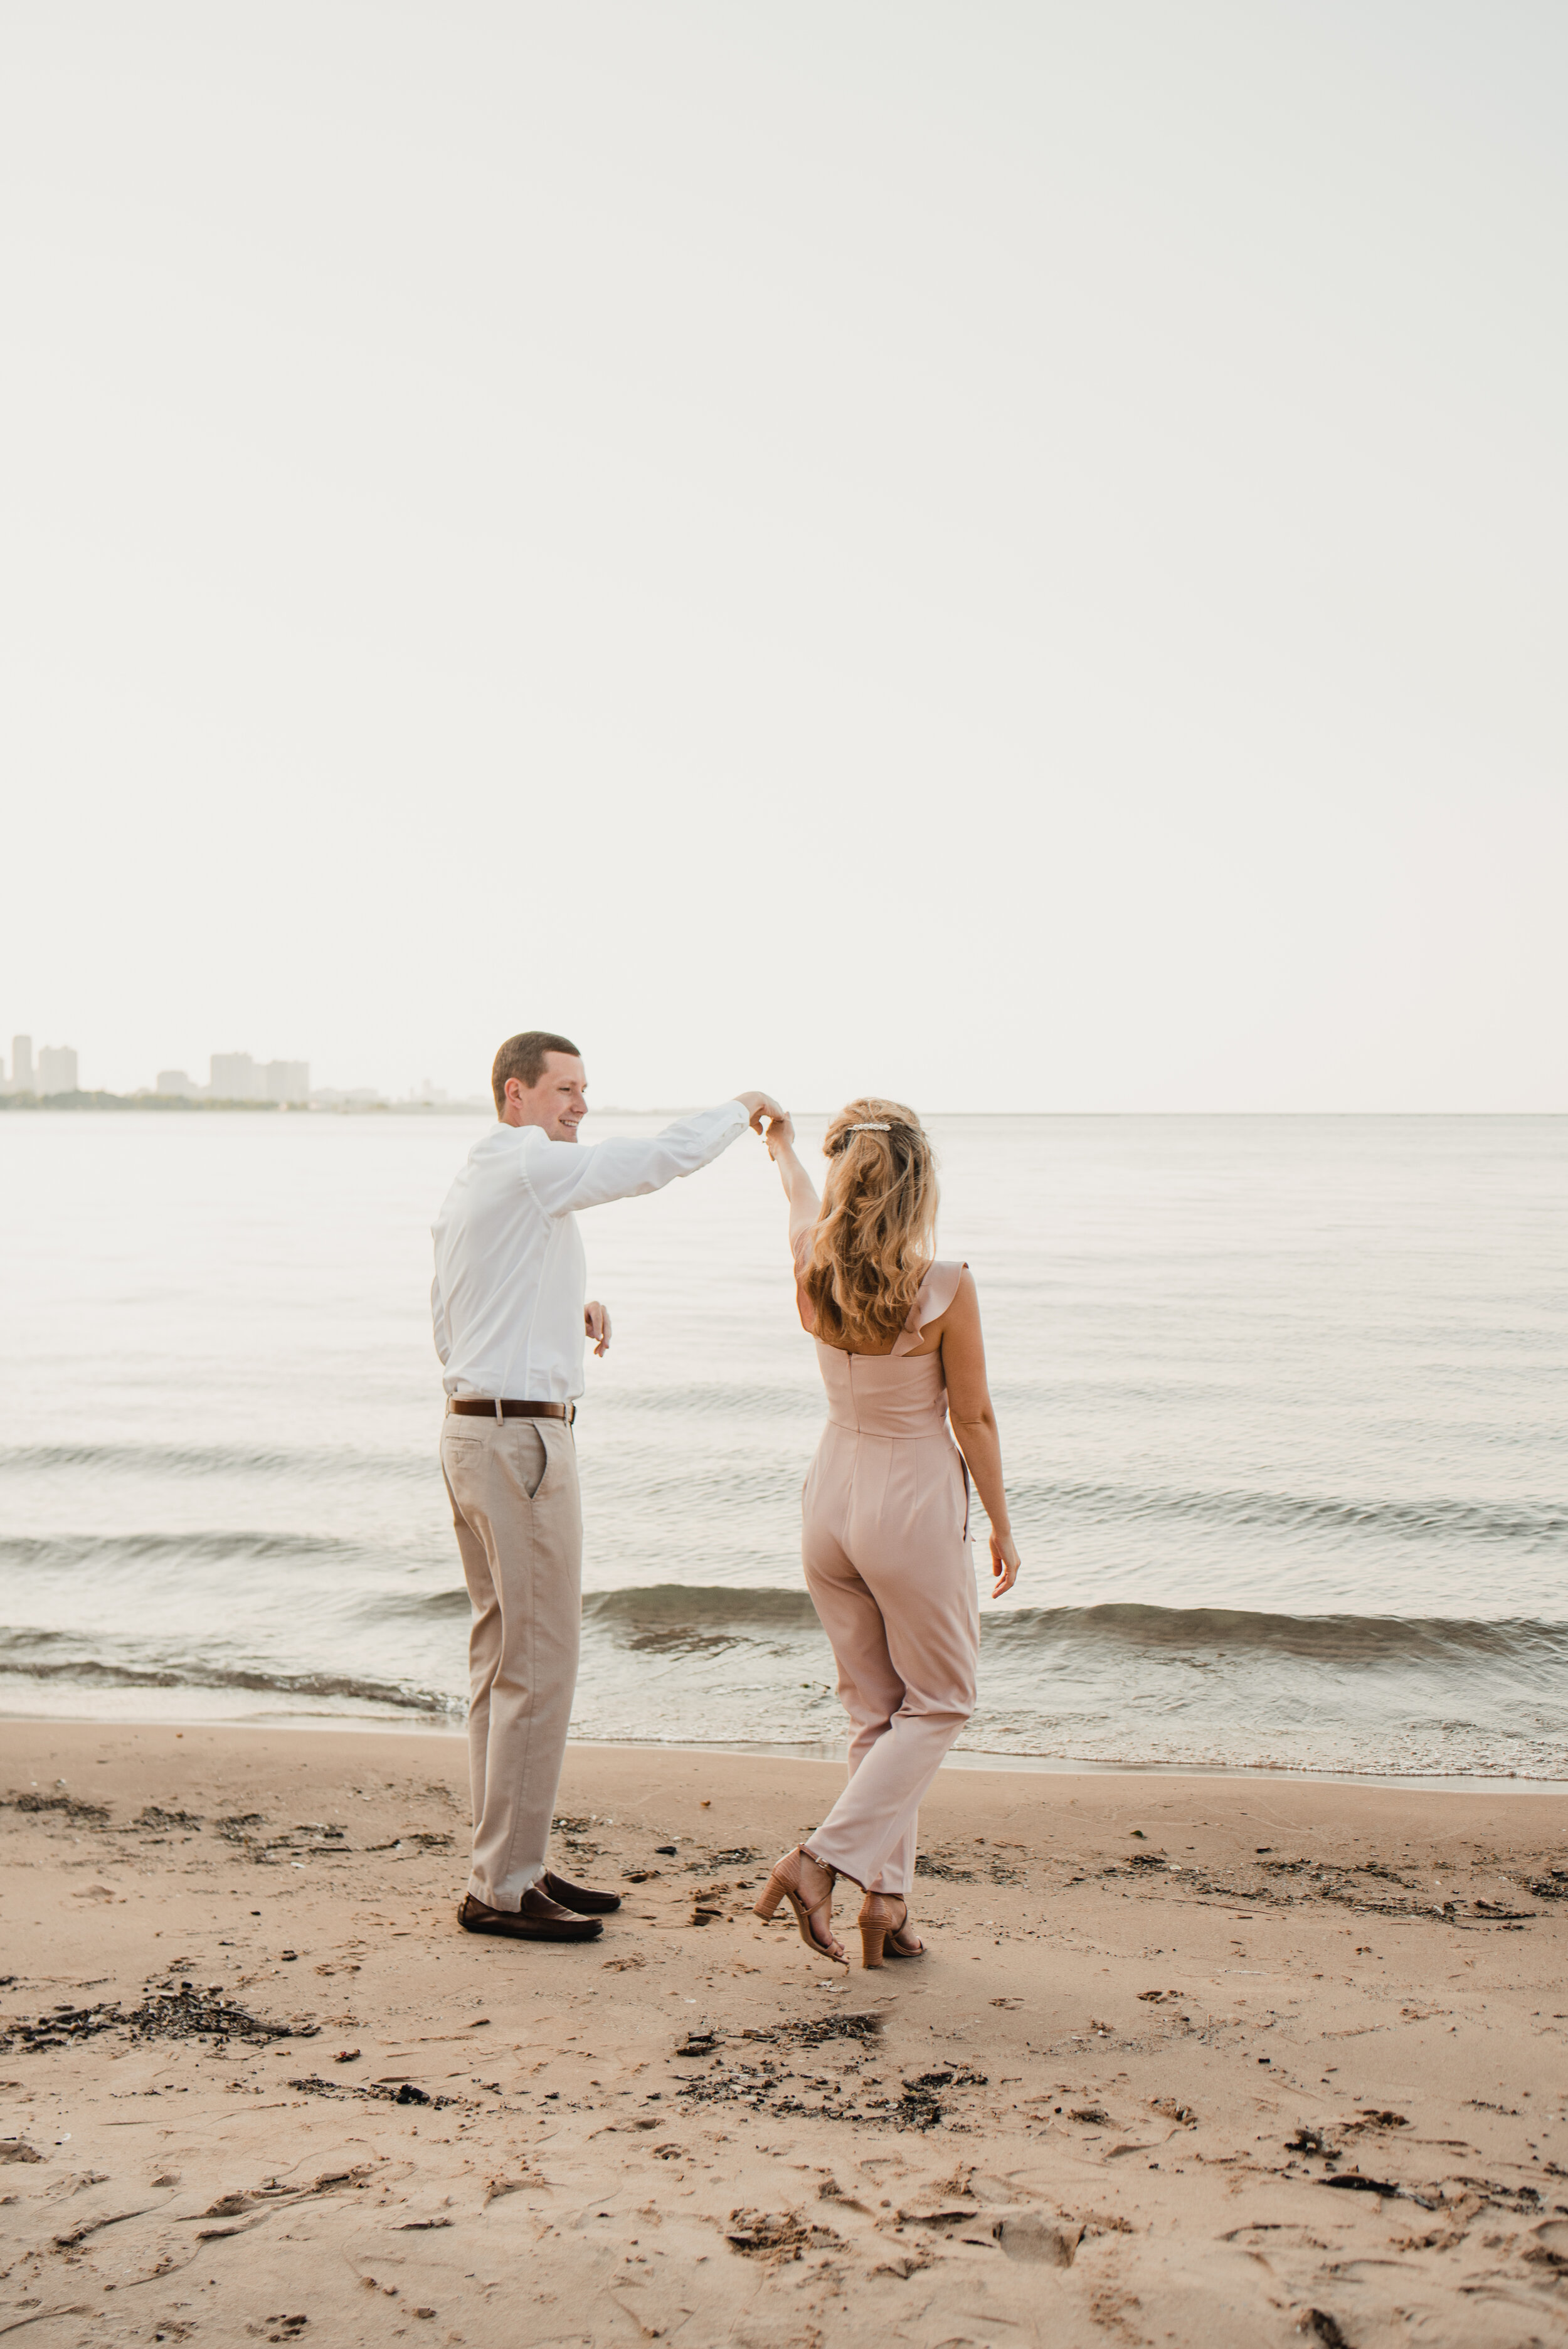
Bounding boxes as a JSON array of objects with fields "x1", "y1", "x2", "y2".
[
  {"x1": 753, "y1": 1873, "x2": 787, "y2": 1922},
  {"x1": 860, "y1": 1921, "x2": 889, "y2": 1969}
]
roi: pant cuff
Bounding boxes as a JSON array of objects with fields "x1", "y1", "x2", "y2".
[
  {"x1": 467, "y1": 1859, "x2": 546, "y2": 1911},
  {"x1": 804, "y1": 1843, "x2": 869, "y2": 1893}
]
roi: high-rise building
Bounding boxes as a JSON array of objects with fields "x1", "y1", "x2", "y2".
[
  {"x1": 38, "y1": 1044, "x2": 78, "y2": 1095},
  {"x1": 156, "y1": 1069, "x2": 201, "y2": 1097},
  {"x1": 209, "y1": 1052, "x2": 261, "y2": 1100},
  {"x1": 11, "y1": 1036, "x2": 33, "y2": 1091},
  {"x1": 262, "y1": 1059, "x2": 310, "y2": 1103}
]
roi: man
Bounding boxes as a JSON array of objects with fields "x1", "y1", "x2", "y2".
[{"x1": 431, "y1": 1029, "x2": 782, "y2": 1945}]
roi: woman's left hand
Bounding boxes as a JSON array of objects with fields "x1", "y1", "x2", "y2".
[
  {"x1": 761, "y1": 1108, "x2": 795, "y2": 1157},
  {"x1": 989, "y1": 1531, "x2": 1020, "y2": 1595}
]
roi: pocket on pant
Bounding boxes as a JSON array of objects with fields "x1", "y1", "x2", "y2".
[
  {"x1": 507, "y1": 1423, "x2": 549, "y2": 1501},
  {"x1": 442, "y1": 1432, "x2": 481, "y2": 1477}
]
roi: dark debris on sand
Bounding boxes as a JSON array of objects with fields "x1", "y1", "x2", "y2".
[
  {"x1": 671, "y1": 2015, "x2": 986, "y2": 2132},
  {"x1": 1, "y1": 1980, "x2": 314, "y2": 2054},
  {"x1": 1096, "y1": 1850, "x2": 1549, "y2": 1925},
  {"x1": 3, "y1": 1790, "x2": 111, "y2": 1825},
  {"x1": 288, "y1": 2074, "x2": 459, "y2": 2109}
]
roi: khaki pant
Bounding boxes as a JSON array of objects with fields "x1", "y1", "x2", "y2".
[{"x1": 440, "y1": 1411, "x2": 583, "y2": 1910}]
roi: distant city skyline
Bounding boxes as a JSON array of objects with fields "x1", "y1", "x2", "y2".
[{"x1": 1, "y1": 1032, "x2": 487, "y2": 1107}]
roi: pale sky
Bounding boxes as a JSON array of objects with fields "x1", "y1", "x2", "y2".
[{"x1": 3, "y1": 3, "x2": 1563, "y2": 1110}]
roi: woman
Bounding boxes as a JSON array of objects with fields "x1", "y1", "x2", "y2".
[{"x1": 753, "y1": 1099, "x2": 1021, "y2": 1968}]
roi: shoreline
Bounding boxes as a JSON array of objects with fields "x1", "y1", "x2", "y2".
[{"x1": 6, "y1": 1707, "x2": 1568, "y2": 1795}]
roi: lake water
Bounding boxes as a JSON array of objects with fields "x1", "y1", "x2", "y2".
[{"x1": 2, "y1": 1111, "x2": 1564, "y2": 1779}]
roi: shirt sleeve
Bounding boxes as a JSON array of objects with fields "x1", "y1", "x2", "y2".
[
  {"x1": 521, "y1": 1100, "x2": 751, "y2": 1216},
  {"x1": 431, "y1": 1270, "x2": 452, "y2": 1367}
]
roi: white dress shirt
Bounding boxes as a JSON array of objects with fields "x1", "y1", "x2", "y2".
[{"x1": 431, "y1": 1100, "x2": 750, "y2": 1403}]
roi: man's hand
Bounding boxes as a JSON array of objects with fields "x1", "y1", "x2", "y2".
[
  {"x1": 990, "y1": 1530, "x2": 1021, "y2": 1596},
  {"x1": 585, "y1": 1300, "x2": 612, "y2": 1358},
  {"x1": 737, "y1": 1090, "x2": 787, "y2": 1133}
]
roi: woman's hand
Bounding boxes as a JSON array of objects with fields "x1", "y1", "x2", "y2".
[
  {"x1": 989, "y1": 1530, "x2": 1020, "y2": 1596},
  {"x1": 585, "y1": 1300, "x2": 612, "y2": 1358},
  {"x1": 761, "y1": 1108, "x2": 795, "y2": 1158}
]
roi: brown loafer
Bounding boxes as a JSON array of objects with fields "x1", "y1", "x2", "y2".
[
  {"x1": 542, "y1": 1868, "x2": 622, "y2": 1916},
  {"x1": 457, "y1": 1887, "x2": 603, "y2": 1942}
]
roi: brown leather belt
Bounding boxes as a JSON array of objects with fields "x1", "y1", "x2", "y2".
[{"x1": 448, "y1": 1398, "x2": 575, "y2": 1424}]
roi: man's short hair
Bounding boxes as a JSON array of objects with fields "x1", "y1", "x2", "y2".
[{"x1": 491, "y1": 1030, "x2": 581, "y2": 1114}]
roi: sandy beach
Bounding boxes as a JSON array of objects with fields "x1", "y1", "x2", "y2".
[{"x1": 4, "y1": 1724, "x2": 1568, "y2": 2346}]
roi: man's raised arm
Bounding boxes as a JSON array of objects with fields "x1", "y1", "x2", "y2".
[{"x1": 523, "y1": 1093, "x2": 783, "y2": 1216}]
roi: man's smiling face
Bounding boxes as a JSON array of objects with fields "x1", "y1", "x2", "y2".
[{"x1": 502, "y1": 1052, "x2": 588, "y2": 1142}]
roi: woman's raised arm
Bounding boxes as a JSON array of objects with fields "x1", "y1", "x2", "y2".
[{"x1": 763, "y1": 1111, "x2": 820, "y2": 1253}]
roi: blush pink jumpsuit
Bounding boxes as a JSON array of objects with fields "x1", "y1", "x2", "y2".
[{"x1": 795, "y1": 1257, "x2": 980, "y2": 1898}]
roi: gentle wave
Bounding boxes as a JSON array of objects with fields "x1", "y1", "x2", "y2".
[
  {"x1": 376, "y1": 1588, "x2": 471, "y2": 1621},
  {"x1": 0, "y1": 1643, "x2": 455, "y2": 1715},
  {"x1": 1009, "y1": 1479, "x2": 1568, "y2": 1551},
  {"x1": 0, "y1": 1443, "x2": 431, "y2": 1482},
  {"x1": 585, "y1": 1586, "x2": 1568, "y2": 1667},
  {"x1": 1, "y1": 1531, "x2": 369, "y2": 1571},
  {"x1": 583, "y1": 1584, "x2": 818, "y2": 1630},
  {"x1": 9, "y1": 1545, "x2": 1568, "y2": 1667},
  {"x1": 5, "y1": 1592, "x2": 1568, "y2": 1764},
  {"x1": 985, "y1": 1601, "x2": 1568, "y2": 1665}
]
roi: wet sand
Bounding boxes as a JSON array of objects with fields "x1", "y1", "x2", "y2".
[{"x1": 4, "y1": 1722, "x2": 1568, "y2": 2346}]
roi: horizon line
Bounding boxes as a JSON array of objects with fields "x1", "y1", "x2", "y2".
[{"x1": 4, "y1": 1093, "x2": 1565, "y2": 1121}]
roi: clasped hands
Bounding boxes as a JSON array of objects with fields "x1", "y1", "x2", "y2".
[{"x1": 737, "y1": 1090, "x2": 790, "y2": 1148}]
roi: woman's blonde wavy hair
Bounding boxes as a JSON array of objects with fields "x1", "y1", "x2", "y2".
[{"x1": 802, "y1": 1097, "x2": 939, "y2": 1350}]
